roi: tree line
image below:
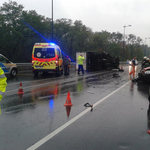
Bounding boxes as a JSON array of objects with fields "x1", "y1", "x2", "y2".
[{"x1": 0, "y1": 0, "x2": 149, "y2": 62}]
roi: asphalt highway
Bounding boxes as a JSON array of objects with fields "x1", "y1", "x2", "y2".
[{"x1": 1, "y1": 66, "x2": 150, "y2": 150}]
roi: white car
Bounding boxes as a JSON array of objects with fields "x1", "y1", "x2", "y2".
[{"x1": 0, "y1": 54, "x2": 18, "y2": 77}]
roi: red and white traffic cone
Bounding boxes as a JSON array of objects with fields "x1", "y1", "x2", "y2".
[{"x1": 17, "y1": 83, "x2": 24, "y2": 95}]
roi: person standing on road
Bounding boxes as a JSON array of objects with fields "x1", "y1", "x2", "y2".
[
  {"x1": 0, "y1": 67, "x2": 7, "y2": 101},
  {"x1": 63, "y1": 55, "x2": 71, "y2": 76},
  {"x1": 141, "y1": 56, "x2": 147, "y2": 68},
  {"x1": 129, "y1": 57, "x2": 137, "y2": 78},
  {"x1": 144, "y1": 58, "x2": 150, "y2": 68},
  {"x1": 78, "y1": 54, "x2": 84, "y2": 75}
]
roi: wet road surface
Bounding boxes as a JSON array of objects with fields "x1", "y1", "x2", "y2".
[{"x1": 1, "y1": 66, "x2": 150, "y2": 150}]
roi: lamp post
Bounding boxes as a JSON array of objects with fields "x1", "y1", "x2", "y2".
[
  {"x1": 51, "y1": 0, "x2": 53, "y2": 42},
  {"x1": 145, "y1": 37, "x2": 150, "y2": 56},
  {"x1": 123, "y1": 25, "x2": 131, "y2": 60}
]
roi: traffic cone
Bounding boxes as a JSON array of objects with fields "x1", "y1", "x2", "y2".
[
  {"x1": 147, "y1": 130, "x2": 150, "y2": 134},
  {"x1": 121, "y1": 66, "x2": 123, "y2": 70},
  {"x1": 65, "y1": 106, "x2": 72, "y2": 117},
  {"x1": 64, "y1": 91, "x2": 73, "y2": 106},
  {"x1": 17, "y1": 83, "x2": 24, "y2": 95}
]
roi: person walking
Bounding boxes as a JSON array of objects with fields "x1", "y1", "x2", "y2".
[
  {"x1": 129, "y1": 57, "x2": 137, "y2": 78},
  {"x1": 78, "y1": 54, "x2": 84, "y2": 75}
]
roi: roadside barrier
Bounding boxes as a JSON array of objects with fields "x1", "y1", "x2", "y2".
[{"x1": 16, "y1": 61, "x2": 141, "y2": 72}]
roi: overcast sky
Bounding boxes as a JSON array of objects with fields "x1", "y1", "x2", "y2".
[{"x1": 1, "y1": 0, "x2": 150, "y2": 46}]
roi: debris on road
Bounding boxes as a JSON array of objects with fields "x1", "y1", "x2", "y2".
[
  {"x1": 87, "y1": 91, "x2": 94, "y2": 94},
  {"x1": 84, "y1": 103, "x2": 93, "y2": 108}
]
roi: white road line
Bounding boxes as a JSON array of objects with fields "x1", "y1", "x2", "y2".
[{"x1": 27, "y1": 81, "x2": 130, "y2": 150}]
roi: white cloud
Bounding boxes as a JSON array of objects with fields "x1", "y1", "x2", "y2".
[{"x1": 0, "y1": 0, "x2": 150, "y2": 45}]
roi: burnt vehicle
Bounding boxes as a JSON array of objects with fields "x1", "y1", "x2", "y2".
[{"x1": 137, "y1": 67, "x2": 150, "y2": 83}]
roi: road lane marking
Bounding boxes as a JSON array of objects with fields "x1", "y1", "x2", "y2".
[{"x1": 27, "y1": 81, "x2": 130, "y2": 150}]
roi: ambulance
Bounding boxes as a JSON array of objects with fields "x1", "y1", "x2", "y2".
[
  {"x1": 32, "y1": 43, "x2": 63, "y2": 76},
  {"x1": 0, "y1": 54, "x2": 18, "y2": 77}
]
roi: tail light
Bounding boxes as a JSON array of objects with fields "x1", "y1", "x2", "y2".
[{"x1": 56, "y1": 61, "x2": 58, "y2": 66}]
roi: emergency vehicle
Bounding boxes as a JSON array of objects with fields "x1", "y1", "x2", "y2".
[
  {"x1": 32, "y1": 43, "x2": 63, "y2": 76},
  {"x1": 0, "y1": 54, "x2": 18, "y2": 77}
]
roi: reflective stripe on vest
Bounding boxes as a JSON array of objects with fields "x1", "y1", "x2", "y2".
[{"x1": 0, "y1": 74, "x2": 6, "y2": 79}]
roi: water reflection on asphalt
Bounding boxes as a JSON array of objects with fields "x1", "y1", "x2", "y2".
[{"x1": 0, "y1": 73, "x2": 113, "y2": 114}]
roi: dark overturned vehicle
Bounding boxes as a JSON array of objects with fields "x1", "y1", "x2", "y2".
[
  {"x1": 136, "y1": 67, "x2": 150, "y2": 83},
  {"x1": 76, "y1": 52, "x2": 120, "y2": 72}
]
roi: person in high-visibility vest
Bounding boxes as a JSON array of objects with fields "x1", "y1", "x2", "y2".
[
  {"x1": 78, "y1": 54, "x2": 84, "y2": 75},
  {"x1": 0, "y1": 67, "x2": 7, "y2": 101},
  {"x1": 129, "y1": 57, "x2": 137, "y2": 78}
]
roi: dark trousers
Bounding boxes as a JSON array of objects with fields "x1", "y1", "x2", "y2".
[
  {"x1": 78, "y1": 65, "x2": 84, "y2": 74},
  {"x1": 64, "y1": 65, "x2": 69, "y2": 75}
]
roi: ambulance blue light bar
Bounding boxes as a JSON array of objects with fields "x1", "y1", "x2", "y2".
[{"x1": 49, "y1": 43, "x2": 55, "y2": 46}]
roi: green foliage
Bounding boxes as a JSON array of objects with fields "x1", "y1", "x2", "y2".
[{"x1": 0, "y1": 0, "x2": 147, "y2": 62}]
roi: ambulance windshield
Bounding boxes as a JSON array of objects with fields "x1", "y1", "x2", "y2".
[{"x1": 34, "y1": 48, "x2": 55, "y2": 58}]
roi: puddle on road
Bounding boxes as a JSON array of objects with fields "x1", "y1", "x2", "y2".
[{"x1": 0, "y1": 72, "x2": 135, "y2": 117}]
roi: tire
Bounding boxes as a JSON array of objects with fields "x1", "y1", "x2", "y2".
[
  {"x1": 10, "y1": 68, "x2": 17, "y2": 77},
  {"x1": 61, "y1": 69, "x2": 63, "y2": 75},
  {"x1": 33, "y1": 71, "x2": 38, "y2": 76},
  {"x1": 148, "y1": 86, "x2": 150, "y2": 101}
]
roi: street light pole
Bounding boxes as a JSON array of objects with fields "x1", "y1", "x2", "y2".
[
  {"x1": 123, "y1": 25, "x2": 131, "y2": 60},
  {"x1": 145, "y1": 37, "x2": 150, "y2": 56},
  {"x1": 51, "y1": 0, "x2": 53, "y2": 42}
]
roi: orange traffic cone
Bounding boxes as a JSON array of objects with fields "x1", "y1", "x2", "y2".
[
  {"x1": 65, "y1": 106, "x2": 72, "y2": 117},
  {"x1": 64, "y1": 91, "x2": 73, "y2": 106},
  {"x1": 17, "y1": 83, "x2": 24, "y2": 95},
  {"x1": 147, "y1": 130, "x2": 150, "y2": 134}
]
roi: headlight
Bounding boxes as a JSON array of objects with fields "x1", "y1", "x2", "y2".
[{"x1": 145, "y1": 70, "x2": 150, "y2": 74}]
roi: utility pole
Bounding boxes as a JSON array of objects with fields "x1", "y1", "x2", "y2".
[
  {"x1": 51, "y1": 0, "x2": 53, "y2": 42},
  {"x1": 123, "y1": 25, "x2": 131, "y2": 60}
]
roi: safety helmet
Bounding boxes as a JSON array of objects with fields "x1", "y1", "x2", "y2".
[
  {"x1": 146, "y1": 58, "x2": 149, "y2": 60},
  {"x1": 144, "y1": 56, "x2": 147, "y2": 59}
]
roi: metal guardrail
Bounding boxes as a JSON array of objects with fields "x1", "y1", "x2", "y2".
[
  {"x1": 15, "y1": 61, "x2": 141, "y2": 66},
  {"x1": 15, "y1": 62, "x2": 76, "y2": 71},
  {"x1": 15, "y1": 61, "x2": 141, "y2": 71}
]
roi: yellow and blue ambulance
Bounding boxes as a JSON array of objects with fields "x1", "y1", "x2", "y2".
[
  {"x1": 32, "y1": 43, "x2": 63, "y2": 76},
  {"x1": 0, "y1": 54, "x2": 18, "y2": 77}
]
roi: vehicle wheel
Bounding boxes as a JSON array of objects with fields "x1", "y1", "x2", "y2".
[
  {"x1": 55, "y1": 70, "x2": 60, "y2": 76},
  {"x1": 10, "y1": 68, "x2": 17, "y2": 77},
  {"x1": 61, "y1": 69, "x2": 63, "y2": 75},
  {"x1": 148, "y1": 86, "x2": 150, "y2": 101},
  {"x1": 33, "y1": 71, "x2": 38, "y2": 76}
]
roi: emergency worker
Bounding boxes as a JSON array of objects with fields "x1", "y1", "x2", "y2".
[
  {"x1": 129, "y1": 57, "x2": 137, "y2": 78},
  {"x1": 141, "y1": 56, "x2": 147, "y2": 68},
  {"x1": 0, "y1": 67, "x2": 7, "y2": 101},
  {"x1": 63, "y1": 55, "x2": 71, "y2": 76},
  {"x1": 144, "y1": 58, "x2": 150, "y2": 68},
  {"x1": 78, "y1": 54, "x2": 84, "y2": 75}
]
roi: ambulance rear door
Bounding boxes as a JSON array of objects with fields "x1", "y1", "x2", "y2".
[
  {"x1": 33, "y1": 47, "x2": 56, "y2": 70},
  {"x1": 56, "y1": 48, "x2": 63, "y2": 71}
]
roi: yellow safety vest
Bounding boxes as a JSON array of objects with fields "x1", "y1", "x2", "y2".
[
  {"x1": 0, "y1": 67, "x2": 7, "y2": 101},
  {"x1": 78, "y1": 55, "x2": 84, "y2": 65}
]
